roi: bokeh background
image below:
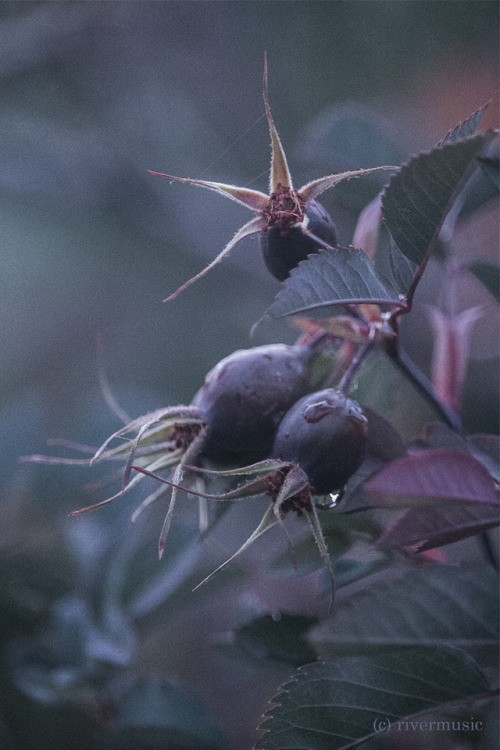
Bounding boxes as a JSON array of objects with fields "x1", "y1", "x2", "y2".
[{"x1": 0, "y1": 2, "x2": 498, "y2": 749}]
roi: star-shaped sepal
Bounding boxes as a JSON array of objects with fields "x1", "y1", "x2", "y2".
[{"x1": 150, "y1": 57, "x2": 397, "y2": 299}]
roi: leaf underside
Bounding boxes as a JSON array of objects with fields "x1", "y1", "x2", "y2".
[
  {"x1": 378, "y1": 500, "x2": 500, "y2": 552},
  {"x1": 364, "y1": 448, "x2": 499, "y2": 507},
  {"x1": 256, "y1": 645, "x2": 489, "y2": 750},
  {"x1": 265, "y1": 247, "x2": 401, "y2": 320}
]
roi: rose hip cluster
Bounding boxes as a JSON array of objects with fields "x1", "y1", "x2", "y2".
[
  {"x1": 127, "y1": 340, "x2": 370, "y2": 594},
  {"x1": 24, "y1": 341, "x2": 369, "y2": 587}
]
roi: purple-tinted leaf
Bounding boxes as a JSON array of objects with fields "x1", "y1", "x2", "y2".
[
  {"x1": 378, "y1": 501, "x2": 500, "y2": 552},
  {"x1": 382, "y1": 133, "x2": 495, "y2": 267},
  {"x1": 467, "y1": 434, "x2": 500, "y2": 481},
  {"x1": 265, "y1": 247, "x2": 402, "y2": 320},
  {"x1": 365, "y1": 449, "x2": 499, "y2": 507},
  {"x1": 428, "y1": 305, "x2": 483, "y2": 413}
]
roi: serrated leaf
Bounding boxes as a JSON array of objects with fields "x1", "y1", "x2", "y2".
[
  {"x1": 365, "y1": 449, "x2": 499, "y2": 507},
  {"x1": 310, "y1": 564, "x2": 499, "y2": 650},
  {"x1": 387, "y1": 240, "x2": 417, "y2": 295},
  {"x1": 265, "y1": 248, "x2": 402, "y2": 320},
  {"x1": 382, "y1": 134, "x2": 494, "y2": 266},
  {"x1": 378, "y1": 501, "x2": 500, "y2": 552},
  {"x1": 440, "y1": 103, "x2": 489, "y2": 145},
  {"x1": 453, "y1": 140, "x2": 500, "y2": 225},
  {"x1": 256, "y1": 645, "x2": 490, "y2": 750}
]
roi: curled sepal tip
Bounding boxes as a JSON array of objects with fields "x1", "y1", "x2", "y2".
[
  {"x1": 263, "y1": 52, "x2": 293, "y2": 192},
  {"x1": 192, "y1": 504, "x2": 278, "y2": 590},
  {"x1": 163, "y1": 216, "x2": 263, "y2": 302},
  {"x1": 299, "y1": 166, "x2": 399, "y2": 203},
  {"x1": 307, "y1": 501, "x2": 336, "y2": 614},
  {"x1": 148, "y1": 171, "x2": 268, "y2": 211}
]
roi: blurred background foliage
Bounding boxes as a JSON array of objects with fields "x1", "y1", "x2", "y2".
[{"x1": 1, "y1": 2, "x2": 498, "y2": 748}]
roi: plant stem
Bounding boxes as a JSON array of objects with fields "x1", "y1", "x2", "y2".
[
  {"x1": 338, "y1": 341, "x2": 375, "y2": 394},
  {"x1": 388, "y1": 346, "x2": 463, "y2": 432}
]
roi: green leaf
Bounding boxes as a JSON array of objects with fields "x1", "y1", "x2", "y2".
[
  {"x1": 387, "y1": 240, "x2": 417, "y2": 295},
  {"x1": 382, "y1": 134, "x2": 494, "y2": 266},
  {"x1": 440, "y1": 104, "x2": 489, "y2": 145},
  {"x1": 265, "y1": 247, "x2": 401, "y2": 320},
  {"x1": 310, "y1": 564, "x2": 499, "y2": 650},
  {"x1": 256, "y1": 645, "x2": 490, "y2": 750}
]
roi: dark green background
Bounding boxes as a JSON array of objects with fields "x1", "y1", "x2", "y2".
[{"x1": 0, "y1": 3, "x2": 498, "y2": 748}]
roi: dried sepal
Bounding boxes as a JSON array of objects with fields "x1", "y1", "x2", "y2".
[
  {"x1": 183, "y1": 458, "x2": 288, "y2": 477},
  {"x1": 151, "y1": 59, "x2": 398, "y2": 300},
  {"x1": 133, "y1": 458, "x2": 337, "y2": 597},
  {"x1": 299, "y1": 166, "x2": 397, "y2": 204},
  {"x1": 22, "y1": 404, "x2": 209, "y2": 523},
  {"x1": 263, "y1": 52, "x2": 293, "y2": 192},
  {"x1": 148, "y1": 171, "x2": 269, "y2": 211},
  {"x1": 163, "y1": 216, "x2": 263, "y2": 302},
  {"x1": 192, "y1": 504, "x2": 278, "y2": 590},
  {"x1": 90, "y1": 406, "x2": 206, "y2": 464},
  {"x1": 157, "y1": 425, "x2": 209, "y2": 558},
  {"x1": 70, "y1": 451, "x2": 181, "y2": 516},
  {"x1": 306, "y1": 502, "x2": 336, "y2": 612}
]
